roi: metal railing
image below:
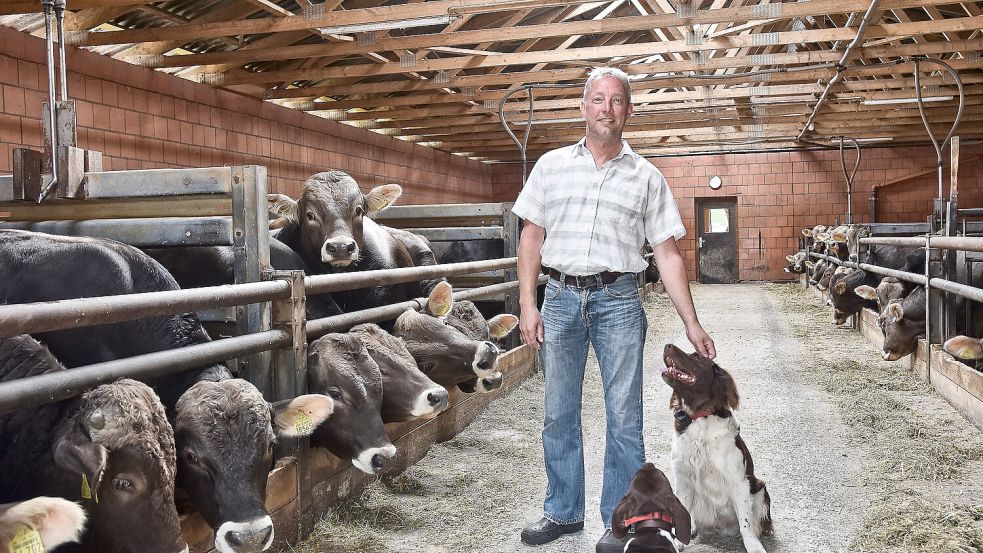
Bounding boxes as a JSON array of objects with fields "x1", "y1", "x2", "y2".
[{"x1": 0, "y1": 258, "x2": 522, "y2": 414}]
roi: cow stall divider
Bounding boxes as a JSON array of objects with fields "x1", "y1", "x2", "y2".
[{"x1": 805, "y1": 235, "x2": 983, "y2": 429}]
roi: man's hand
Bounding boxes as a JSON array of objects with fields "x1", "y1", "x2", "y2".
[
  {"x1": 520, "y1": 307, "x2": 544, "y2": 350},
  {"x1": 685, "y1": 323, "x2": 716, "y2": 359}
]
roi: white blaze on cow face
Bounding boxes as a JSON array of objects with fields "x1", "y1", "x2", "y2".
[
  {"x1": 214, "y1": 516, "x2": 274, "y2": 553},
  {"x1": 410, "y1": 385, "x2": 450, "y2": 418},
  {"x1": 353, "y1": 445, "x2": 397, "y2": 474}
]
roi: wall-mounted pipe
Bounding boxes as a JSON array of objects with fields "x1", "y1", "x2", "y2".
[{"x1": 37, "y1": 0, "x2": 60, "y2": 204}]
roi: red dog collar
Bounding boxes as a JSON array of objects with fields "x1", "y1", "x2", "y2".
[{"x1": 623, "y1": 511, "x2": 674, "y2": 527}]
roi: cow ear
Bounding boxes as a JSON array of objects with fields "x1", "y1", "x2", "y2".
[
  {"x1": 805, "y1": 261, "x2": 816, "y2": 269},
  {"x1": 667, "y1": 494, "x2": 692, "y2": 545},
  {"x1": 364, "y1": 184, "x2": 402, "y2": 214},
  {"x1": 271, "y1": 394, "x2": 335, "y2": 438},
  {"x1": 0, "y1": 497, "x2": 87, "y2": 550},
  {"x1": 53, "y1": 421, "x2": 108, "y2": 503},
  {"x1": 943, "y1": 335, "x2": 983, "y2": 360},
  {"x1": 785, "y1": 255, "x2": 796, "y2": 263},
  {"x1": 833, "y1": 281, "x2": 847, "y2": 296},
  {"x1": 802, "y1": 228, "x2": 813, "y2": 237},
  {"x1": 854, "y1": 285, "x2": 877, "y2": 300},
  {"x1": 425, "y1": 281, "x2": 453, "y2": 317},
  {"x1": 832, "y1": 230, "x2": 848, "y2": 242},
  {"x1": 816, "y1": 232, "x2": 830, "y2": 242},
  {"x1": 487, "y1": 314, "x2": 519, "y2": 339},
  {"x1": 885, "y1": 302, "x2": 904, "y2": 323},
  {"x1": 269, "y1": 217, "x2": 289, "y2": 230},
  {"x1": 267, "y1": 194, "x2": 298, "y2": 222}
]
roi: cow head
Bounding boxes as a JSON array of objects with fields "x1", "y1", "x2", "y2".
[
  {"x1": 307, "y1": 333, "x2": 396, "y2": 474},
  {"x1": 393, "y1": 283, "x2": 508, "y2": 390},
  {"x1": 174, "y1": 380, "x2": 333, "y2": 553},
  {"x1": 349, "y1": 323, "x2": 448, "y2": 423},
  {"x1": 855, "y1": 277, "x2": 907, "y2": 313},
  {"x1": 830, "y1": 269, "x2": 873, "y2": 325},
  {"x1": 783, "y1": 252, "x2": 807, "y2": 274},
  {"x1": 53, "y1": 379, "x2": 188, "y2": 553},
  {"x1": 0, "y1": 497, "x2": 87, "y2": 552},
  {"x1": 444, "y1": 300, "x2": 517, "y2": 394},
  {"x1": 877, "y1": 287, "x2": 926, "y2": 361},
  {"x1": 267, "y1": 171, "x2": 401, "y2": 268}
]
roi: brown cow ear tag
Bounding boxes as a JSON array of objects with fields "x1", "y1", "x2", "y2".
[{"x1": 9, "y1": 525, "x2": 44, "y2": 553}]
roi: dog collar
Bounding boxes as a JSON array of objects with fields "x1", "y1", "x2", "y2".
[
  {"x1": 673, "y1": 409, "x2": 712, "y2": 429},
  {"x1": 623, "y1": 511, "x2": 674, "y2": 527}
]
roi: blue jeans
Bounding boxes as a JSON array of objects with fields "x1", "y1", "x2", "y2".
[{"x1": 539, "y1": 273, "x2": 647, "y2": 528}]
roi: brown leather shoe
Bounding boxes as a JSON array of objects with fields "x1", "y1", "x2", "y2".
[{"x1": 520, "y1": 517, "x2": 584, "y2": 546}]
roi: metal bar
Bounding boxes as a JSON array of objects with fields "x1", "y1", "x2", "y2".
[
  {"x1": 0, "y1": 217, "x2": 233, "y2": 247},
  {"x1": 959, "y1": 208, "x2": 983, "y2": 216},
  {"x1": 83, "y1": 167, "x2": 233, "y2": 199},
  {"x1": 0, "y1": 330, "x2": 291, "y2": 414},
  {"x1": 306, "y1": 276, "x2": 542, "y2": 338},
  {"x1": 232, "y1": 165, "x2": 272, "y2": 394},
  {"x1": 0, "y1": 281, "x2": 290, "y2": 339},
  {"x1": 502, "y1": 203, "x2": 520, "y2": 350},
  {"x1": 930, "y1": 277, "x2": 983, "y2": 304},
  {"x1": 37, "y1": 0, "x2": 59, "y2": 203},
  {"x1": 305, "y1": 257, "x2": 516, "y2": 294},
  {"x1": 372, "y1": 203, "x2": 507, "y2": 222},
  {"x1": 859, "y1": 236, "x2": 983, "y2": 252},
  {"x1": 809, "y1": 252, "x2": 928, "y2": 286},
  {"x1": 796, "y1": 0, "x2": 881, "y2": 142}
]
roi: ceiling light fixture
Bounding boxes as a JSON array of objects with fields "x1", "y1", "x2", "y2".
[
  {"x1": 317, "y1": 14, "x2": 457, "y2": 35},
  {"x1": 863, "y1": 96, "x2": 953, "y2": 105}
]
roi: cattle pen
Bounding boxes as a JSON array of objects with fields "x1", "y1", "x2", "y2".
[{"x1": 2, "y1": 1, "x2": 983, "y2": 553}]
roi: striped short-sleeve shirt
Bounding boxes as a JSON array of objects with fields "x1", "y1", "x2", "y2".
[{"x1": 511, "y1": 138, "x2": 685, "y2": 275}]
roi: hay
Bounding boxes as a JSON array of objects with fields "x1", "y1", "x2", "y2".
[{"x1": 851, "y1": 493, "x2": 983, "y2": 553}]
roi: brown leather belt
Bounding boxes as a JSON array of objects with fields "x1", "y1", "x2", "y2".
[{"x1": 548, "y1": 268, "x2": 625, "y2": 288}]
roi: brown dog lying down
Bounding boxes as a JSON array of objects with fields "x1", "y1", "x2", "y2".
[
  {"x1": 661, "y1": 344, "x2": 773, "y2": 553},
  {"x1": 612, "y1": 463, "x2": 692, "y2": 553}
]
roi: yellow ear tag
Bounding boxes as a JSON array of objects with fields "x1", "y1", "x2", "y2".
[
  {"x1": 294, "y1": 411, "x2": 314, "y2": 435},
  {"x1": 81, "y1": 473, "x2": 97, "y2": 502},
  {"x1": 9, "y1": 525, "x2": 44, "y2": 553}
]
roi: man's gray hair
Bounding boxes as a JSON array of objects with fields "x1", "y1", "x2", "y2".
[{"x1": 583, "y1": 67, "x2": 632, "y2": 102}]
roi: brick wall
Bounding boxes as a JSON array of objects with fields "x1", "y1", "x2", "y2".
[
  {"x1": 493, "y1": 144, "x2": 983, "y2": 282},
  {"x1": 0, "y1": 25, "x2": 497, "y2": 204}
]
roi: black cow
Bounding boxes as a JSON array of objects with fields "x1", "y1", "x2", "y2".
[
  {"x1": 268, "y1": 171, "x2": 439, "y2": 312},
  {"x1": 307, "y1": 332, "x2": 396, "y2": 474},
  {"x1": 146, "y1": 238, "x2": 342, "y2": 320},
  {"x1": 0, "y1": 496, "x2": 87, "y2": 552},
  {"x1": 0, "y1": 230, "x2": 334, "y2": 553},
  {"x1": 348, "y1": 323, "x2": 448, "y2": 423},
  {"x1": 0, "y1": 335, "x2": 187, "y2": 553}
]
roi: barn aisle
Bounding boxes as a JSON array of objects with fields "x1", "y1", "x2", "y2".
[{"x1": 293, "y1": 283, "x2": 983, "y2": 553}]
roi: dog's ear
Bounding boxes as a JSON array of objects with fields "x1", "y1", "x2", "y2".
[
  {"x1": 611, "y1": 493, "x2": 633, "y2": 540},
  {"x1": 712, "y1": 364, "x2": 740, "y2": 410},
  {"x1": 667, "y1": 494, "x2": 692, "y2": 545}
]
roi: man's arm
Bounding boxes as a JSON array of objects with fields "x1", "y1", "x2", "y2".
[
  {"x1": 517, "y1": 221, "x2": 546, "y2": 349},
  {"x1": 651, "y1": 238, "x2": 716, "y2": 359}
]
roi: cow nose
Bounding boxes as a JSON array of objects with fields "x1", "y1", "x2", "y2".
[
  {"x1": 371, "y1": 454, "x2": 387, "y2": 471},
  {"x1": 476, "y1": 359, "x2": 491, "y2": 371},
  {"x1": 344, "y1": 242, "x2": 356, "y2": 253},
  {"x1": 427, "y1": 390, "x2": 447, "y2": 406},
  {"x1": 224, "y1": 526, "x2": 273, "y2": 550}
]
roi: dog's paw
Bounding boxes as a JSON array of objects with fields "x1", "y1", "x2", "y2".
[{"x1": 674, "y1": 539, "x2": 688, "y2": 551}]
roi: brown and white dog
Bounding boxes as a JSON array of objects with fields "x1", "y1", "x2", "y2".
[
  {"x1": 661, "y1": 344, "x2": 773, "y2": 553},
  {"x1": 612, "y1": 463, "x2": 692, "y2": 552}
]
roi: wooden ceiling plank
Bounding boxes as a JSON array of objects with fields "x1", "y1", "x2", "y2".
[
  {"x1": 0, "y1": 0, "x2": 146, "y2": 16},
  {"x1": 211, "y1": 14, "x2": 983, "y2": 85}
]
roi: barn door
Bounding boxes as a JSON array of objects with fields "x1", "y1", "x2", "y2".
[{"x1": 696, "y1": 198, "x2": 738, "y2": 284}]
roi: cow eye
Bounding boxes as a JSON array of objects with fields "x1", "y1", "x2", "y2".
[
  {"x1": 306, "y1": 211, "x2": 316, "y2": 221},
  {"x1": 354, "y1": 206, "x2": 364, "y2": 217},
  {"x1": 327, "y1": 388, "x2": 343, "y2": 400},
  {"x1": 112, "y1": 478, "x2": 132, "y2": 491},
  {"x1": 185, "y1": 452, "x2": 199, "y2": 465},
  {"x1": 268, "y1": 442, "x2": 276, "y2": 454},
  {"x1": 420, "y1": 363, "x2": 434, "y2": 373}
]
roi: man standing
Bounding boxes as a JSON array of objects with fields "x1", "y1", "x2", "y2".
[{"x1": 512, "y1": 67, "x2": 716, "y2": 553}]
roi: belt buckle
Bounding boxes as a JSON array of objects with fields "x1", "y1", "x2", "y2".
[{"x1": 576, "y1": 274, "x2": 597, "y2": 288}]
